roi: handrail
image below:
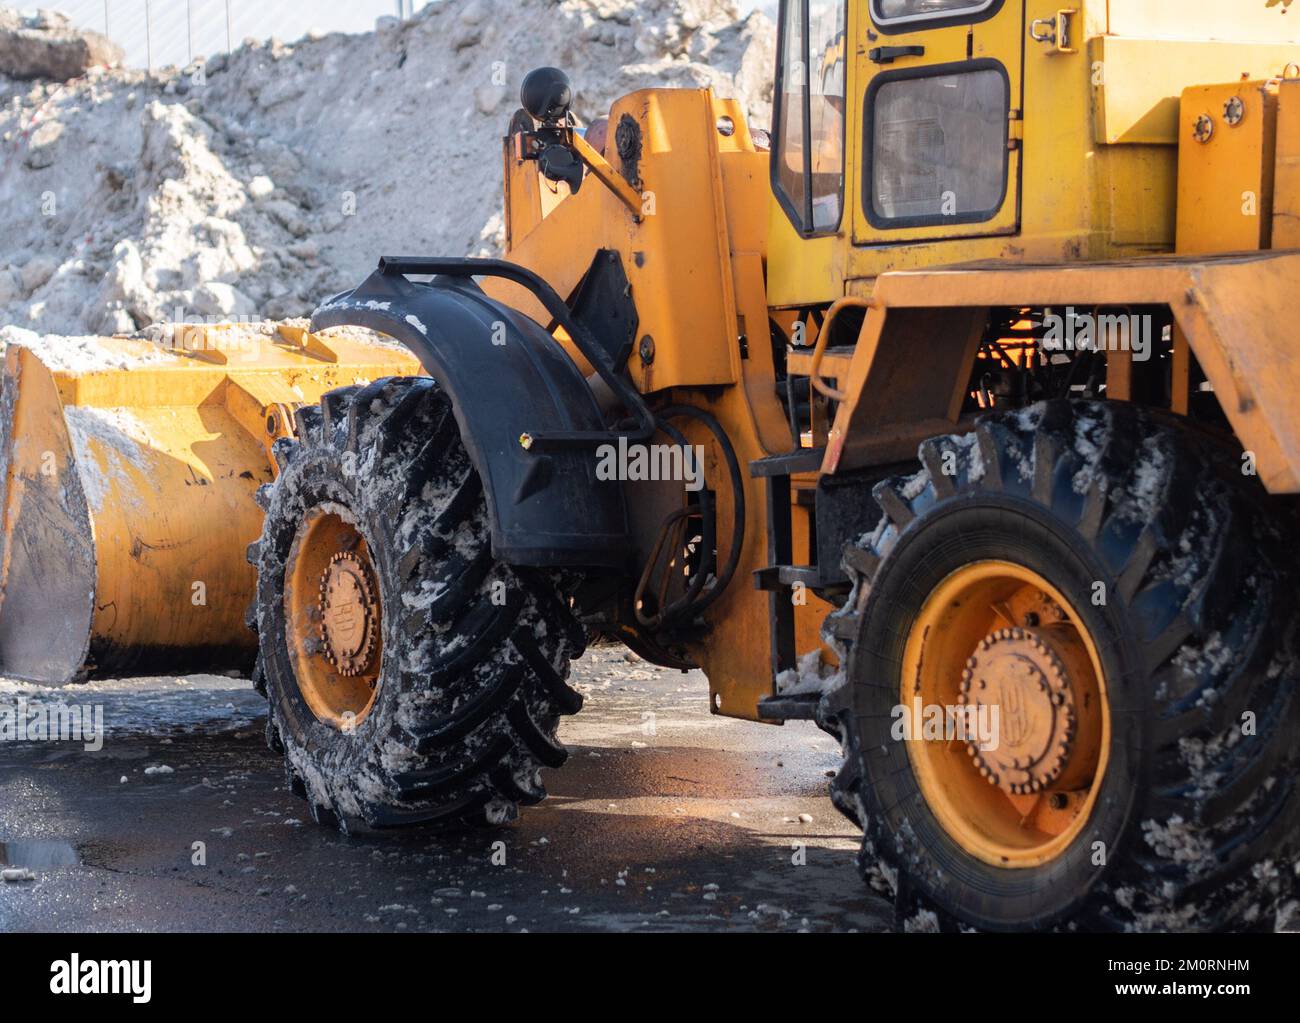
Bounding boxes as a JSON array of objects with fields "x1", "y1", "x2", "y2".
[{"x1": 808, "y1": 295, "x2": 877, "y2": 402}]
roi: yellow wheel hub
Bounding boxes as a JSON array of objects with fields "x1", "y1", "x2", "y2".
[
  {"x1": 319, "y1": 552, "x2": 380, "y2": 677},
  {"x1": 284, "y1": 508, "x2": 383, "y2": 729},
  {"x1": 902, "y1": 560, "x2": 1110, "y2": 868}
]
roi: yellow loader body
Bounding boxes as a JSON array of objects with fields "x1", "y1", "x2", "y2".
[{"x1": 0, "y1": 4, "x2": 1292, "y2": 717}]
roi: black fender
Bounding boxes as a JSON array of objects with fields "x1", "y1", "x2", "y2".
[{"x1": 311, "y1": 267, "x2": 629, "y2": 569}]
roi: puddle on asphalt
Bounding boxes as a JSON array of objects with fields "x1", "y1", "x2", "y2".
[{"x1": 0, "y1": 840, "x2": 80, "y2": 868}]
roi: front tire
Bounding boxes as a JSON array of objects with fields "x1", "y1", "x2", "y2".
[
  {"x1": 251, "y1": 376, "x2": 586, "y2": 831},
  {"x1": 822, "y1": 400, "x2": 1300, "y2": 931}
]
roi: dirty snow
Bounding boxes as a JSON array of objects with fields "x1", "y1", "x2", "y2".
[
  {"x1": 1125, "y1": 433, "x2": 1169, "y2": 521},
  {"x1": 1171, "y1": 630, "x2": 1237, "y2": 682},
  {"x1": 1069, "y1": 407, "x2": 1109, "y2": 495},
  {"x1": 1140, "y1": 815, "x2": 1216, "y2": 881},
  {"x1": 947, "y1": 429, "x2": 984, "y2": 483},
  {"x1": 898, "y1": 468, "x2": 928, "y2": 501},
  {"x1": 774, "y1": 648, "x2": 825, "y2": 694},
  {"x1": 0, "y1": 325, "x2": 173, "y2": 371},
  {"x1": 0, "y1": 0, "x2": 774, "y2": 338},
  {"x1": 62, "y1": 404, "x2": 154, "y2": 512}
]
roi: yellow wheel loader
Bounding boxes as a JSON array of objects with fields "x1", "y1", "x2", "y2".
[{"x1": 6, "y1": 0, "x2": 1300, "y2": 932}]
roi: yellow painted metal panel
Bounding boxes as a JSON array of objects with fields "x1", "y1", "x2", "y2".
[
  {"x1": 1094, "y1": 37, "x2": 1298, "y2": 145},
  {"x1": 1106, "y1": 0, "x2": 1300, "y2": 44},
  {"x1": 1177, "y1": 80, "x2": 1278, "y2": 254},
  {"x1": 826, "y1": 253, "x2": 1300, "y2": 493},
  {"x1": 1275, "y1": 79, "x2": 1300, "y2": 249},
  {"x1": 767, "y1": 202, "x2": 840, "y2": 306},
  {"x1": 500, "y1": 89, "x2": 743, "y2": 393}
]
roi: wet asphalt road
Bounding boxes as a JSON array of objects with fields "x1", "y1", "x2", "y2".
[{"x1": 0, "y1": 647, "x2": 892, "y2": 933}]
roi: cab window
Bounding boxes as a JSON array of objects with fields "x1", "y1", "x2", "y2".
[
  {"x1": 866, "y1": 63, "x2": 1008, "y2": 228},
  {"x1": 774, "y1": 0, "x2": 847, "y2": 235},
  {"x1": 871, "y1": 0, "x2": 1001, "y2": 31}
]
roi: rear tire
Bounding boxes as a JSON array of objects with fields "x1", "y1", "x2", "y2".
[
  {"x1": 251, "y1": 376, "x2": 585, "y2": 831},
  {"x1": 821, "y1": 399, "x2": 1300, "y2": 931}
]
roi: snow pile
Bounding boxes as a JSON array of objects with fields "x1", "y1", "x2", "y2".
[{"x1": 0, "y1": 0, "x2": 775, "y2": 337}]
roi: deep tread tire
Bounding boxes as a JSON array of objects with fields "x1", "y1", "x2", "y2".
[
  {"x1": 254, "y1": 376, "x2": 585, "y2": 831},
  {"x1": 822, "y1": 399, "x2": 1300, "y2": 932}
]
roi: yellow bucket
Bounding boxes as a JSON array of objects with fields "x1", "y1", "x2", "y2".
[{"x1": 0, "y1": 323, "x2": 421, "y2": 683}]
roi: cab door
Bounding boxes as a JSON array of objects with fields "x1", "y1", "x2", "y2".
[{"x1": 851, "y1": 0, "x2": 1025, "y2": 246}]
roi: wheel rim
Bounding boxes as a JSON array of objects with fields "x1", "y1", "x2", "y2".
[
  {"x1": 284, "y1": 506, "x2": 383, "y2": 729},
  {"x1": 901, "y1": 560, "x2": 1110, "y2": 868}
]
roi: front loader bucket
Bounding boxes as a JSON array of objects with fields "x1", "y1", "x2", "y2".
[{"x1": 0, "y1": 326, "x2": 421, "y2": 684}]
